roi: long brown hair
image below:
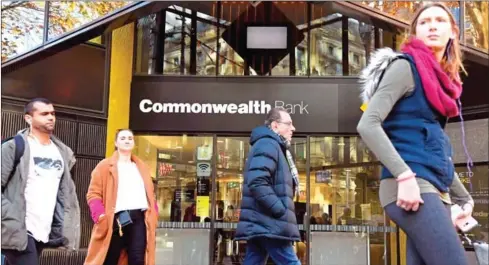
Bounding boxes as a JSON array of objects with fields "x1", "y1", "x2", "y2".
[{"x1": 407, "y1": 2, "x2": 467, "y2": 81}]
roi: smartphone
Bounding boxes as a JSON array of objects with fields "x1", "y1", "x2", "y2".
[{"x1": 451, "y1": 204, "x2": 478, "y2": 232}]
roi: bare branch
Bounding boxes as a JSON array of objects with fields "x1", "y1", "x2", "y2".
[{"x1": 1, "y1": 1, "x2": 28, "y2": 12}]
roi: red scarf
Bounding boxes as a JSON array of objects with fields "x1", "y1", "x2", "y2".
[{"x1": 401, "y1": 37, "x2": 462, "y2": 117}]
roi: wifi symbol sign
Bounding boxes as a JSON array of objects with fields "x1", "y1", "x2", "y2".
[
  {"x1": 197, "y1": 162, "x2": 211, "y2": 177},
  {"x1": 198, "y1": 163, "x2": 209, "y2": 171}
]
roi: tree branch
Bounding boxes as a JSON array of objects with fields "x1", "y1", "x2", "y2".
[{"x1": 1, "y1": 1, "x2": 28, "y2": 11}]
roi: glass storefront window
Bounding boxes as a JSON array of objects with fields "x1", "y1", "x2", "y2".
[
  {"x1": 48, "y1": 2, "x2": 131, "y2": 40},
  {"x1": 309, "y1": 136, "x2": 389, "y2": 264},
  {"x1": 215, "y1": 137, "x2": 248, "y2": 223},
  {"x1": 213, "y1": 137, "x2": 308, "y2": 264},
  {"x1": 1, "y1": 1, "x2": 45, "y2": 62},
  {"x1": 361, "y1": 1, "x2": 422, "y2": 22},
  {"x1": 133, "y1": 1, "x2": 438, "y2": 77},
  {"x1": 133, "y1": 134, "x2": 395, "y2": 264},
  {"x1": 291, "y1": 138, "x2": 308, "y2": 264},
  {"x1": 1, "y1": 1, "x2": 130, "y2": 62},
  {"x1": 214, "y1": 136, "x2": 246, "y2": 264},
  {"x1": 309, "y1": 137, "x2": 381, "y2": 226},
  {"x1": 155, "y1": 229, "x2": 210, "y2": 265},
  {"x1": 135, "y1": 14, "x2": 156, "y2": 74},
  {"x1": 271, "y1": 2, "x2": 308, "y2": 76},
  {"x1": 310, "y1": 136, "x2": 377, "y2": 167},
  {"x1": 218, "y1": 40, "x2": 249, "y2": 76},
  {"x1": 455, "y1": 164, "x2": 489, "y2": 243},
  {"x1": 218, "y1": 2, "x2": 250, "y2": 76},
  {"x1": 348, "y1": 18, "x2": 373, "y2": 76},
  {"x1": 464, "y1": 1, "x2": 489, "y2": 52},
  {"x1": 134, "y1": 135, "x2": 214, "y2": 222},
  {"x1": 134, "y1": 134, "x2": 214, "y2": 265},
  {"x1": 359, "y1": 1, "x2": 465, "y2": 52},
  {"x1": 164, "y1": 9, "x2": 192, "y2": 75},
  {"x1": 394, "y1": 32, "x2": 406, "y2": 51},
  {"x1": 381, "y1": 28, "x2": 398, "y2": 50},
  {"x1": 196, "y1": 20, "x2": 218, "y2": 75},
  {"x1": 360, "y1": 1, "x2": 461, "y2": 25},
  {"x1": 309, "y1": 8, "x2": 343, "y2": 76}
]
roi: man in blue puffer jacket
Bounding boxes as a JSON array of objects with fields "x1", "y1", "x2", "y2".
[{"x1": 235, "y1": 108, "x2": 301, "y2": 265}]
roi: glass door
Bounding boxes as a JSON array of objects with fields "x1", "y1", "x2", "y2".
[
  {"x1": 308, "y1": 136, "x2": 395, "y2": 265},
  {"x1": 133, "y1": 133, "x2": 396, "y2": 265},
  {"x1": 290, "y1": 137, "x2": 308, "y2": 265},
  {"x1": 134, "y1": 135, "x2": 214, "y2": 265},
  {"x1": 213, "y1": 136, "x2": 248, "y2": 265},
  {"x1": 213, "y1": 136, "x2": 308, "y2": 265}
]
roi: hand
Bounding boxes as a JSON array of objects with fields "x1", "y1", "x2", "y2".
[
  {"x1": 97, "y1": 213, "x2": 106, "y2": 224},
  {"x1": 397, "y1": 172, "x2": 424, "y2": 211},
  {"x1": 454, "y1": 203, "x2": 474, "y2": 225}
]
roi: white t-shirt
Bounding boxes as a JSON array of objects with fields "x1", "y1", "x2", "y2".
[
  {"x1": 115, "y1": 161, "x2": 148, "y2": 213},
  {"x1": 25, "y1": 137, "x2": 64, "y2": 243}
]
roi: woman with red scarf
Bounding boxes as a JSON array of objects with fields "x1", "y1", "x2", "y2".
[{"x1": 357, "y1": 3, "x2": 474, "y2": 265}]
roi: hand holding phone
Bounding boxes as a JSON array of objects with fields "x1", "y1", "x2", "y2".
[{"x1": 451, "y1": 204, "x2": 478, "y2": 232}]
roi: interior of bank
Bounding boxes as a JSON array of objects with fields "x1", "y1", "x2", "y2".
[
  {"x1": 131, "y1": 133, "x2": 487, "y2": 265},
  {"x1": 133, "y1": 134, "x2": 391, "y2": 264},
  {"x1": 134, "y1": 135, "x2": 384, "y2": 224}
]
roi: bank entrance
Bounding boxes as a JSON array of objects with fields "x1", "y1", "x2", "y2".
[{"x1": 133, "y1": 133, "x2": 396, "y2": 265}]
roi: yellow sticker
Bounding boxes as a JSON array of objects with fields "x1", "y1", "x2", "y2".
[{"x1": 360, "y1": 103, "x2": 368, "y2": 112}]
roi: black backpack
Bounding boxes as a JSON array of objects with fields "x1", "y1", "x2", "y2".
[{"x1": 1, "y1": 135, "x2": 25, "y2": 192}]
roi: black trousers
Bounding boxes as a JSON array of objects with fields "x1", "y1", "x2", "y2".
[
  {"x1": 104, "y1": 209, "x2": 147, "y2": 265},
  {"x1": 3, "y1": 234, "x2": 46, "y2": 265}
]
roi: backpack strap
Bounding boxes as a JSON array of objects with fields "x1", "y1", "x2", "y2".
[
  {"x1": 12, "y1": 135, "x2": 25, "y2": 167},
  {"x1": 1, "y1": 135, "x2": 25, "y2": 192}
]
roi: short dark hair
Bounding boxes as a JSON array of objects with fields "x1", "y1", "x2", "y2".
[
  {"x1": 24, "y1": 98, "x2": 52, "y2": 115},
  {"x1": 264, "y1": 107, "x2": 287, "y2": 126}
]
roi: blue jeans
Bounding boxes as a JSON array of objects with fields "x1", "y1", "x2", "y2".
[
  {"x1": 385, "y1": 193, "x2": 468, "y2": 265},
  {"x1": 243, "y1": 238, "x2": 300, "y2": 265}
]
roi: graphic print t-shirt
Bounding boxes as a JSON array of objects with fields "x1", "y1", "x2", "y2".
[{"x1": 25, "y1": 137, "x2": 64, "y2": 243}]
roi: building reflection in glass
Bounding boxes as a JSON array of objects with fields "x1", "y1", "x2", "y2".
[
  {"x1": 133, "y1": 134, "x2": 394, "y2": 264},
  {"x1": 136, "y1": 1, "x2": 459, "y2": 77}
]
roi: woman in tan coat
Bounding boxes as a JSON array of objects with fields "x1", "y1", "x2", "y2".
[{"x1": 84, "y1": 129, "x2": 158, "y2": 265}]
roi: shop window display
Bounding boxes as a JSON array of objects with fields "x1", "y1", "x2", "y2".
[
  {"x1": 133, "y1": 135, "x2": 214, "y2": 222},
  {"x1": 309, "y1": 136, "x2": 390, "y2": 265},
  {"x1": 133, "y1": 134, "x2": 393, "y2": 264}
]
